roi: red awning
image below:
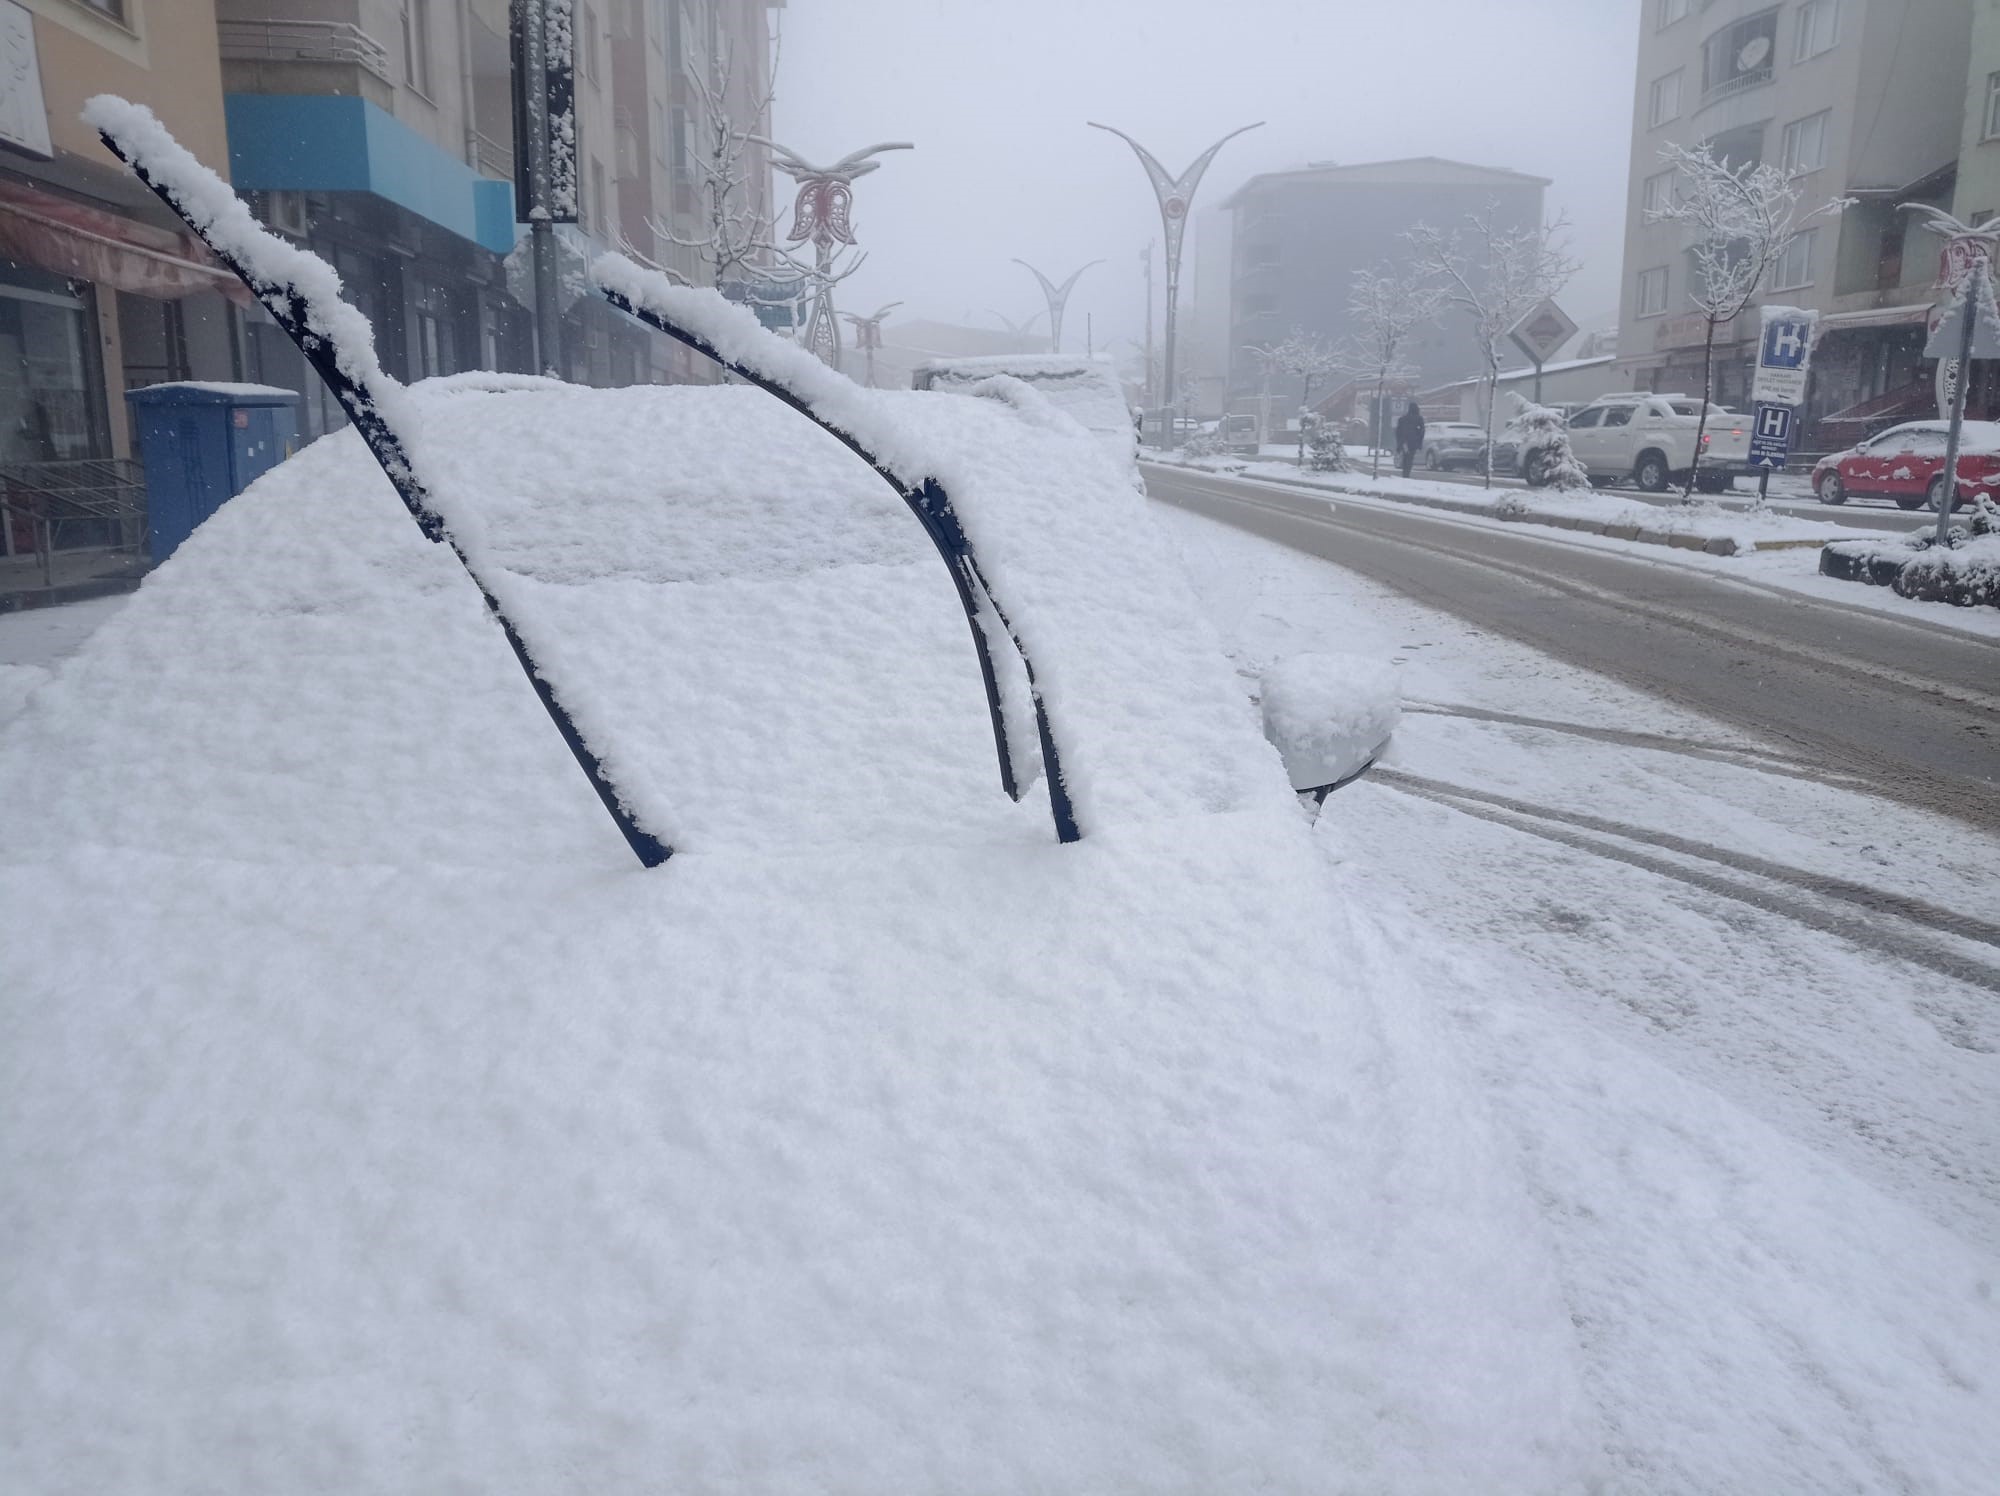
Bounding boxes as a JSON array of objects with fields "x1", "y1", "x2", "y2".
[{"x1": 0, "y1": 176, "x2": 248, "y2": 304}]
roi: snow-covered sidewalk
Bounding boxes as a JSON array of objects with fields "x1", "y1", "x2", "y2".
[
  {"x1": 1161, "y1": 501, "x2": 2000, "y2": 1493},
  {"x1": 1153, "y1": 450, "x2": 1868, "y2": 555}
]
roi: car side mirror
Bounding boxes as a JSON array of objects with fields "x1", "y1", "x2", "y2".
[{"x1": 1258, "y1": 653, "x2": 1401, "y2": 807}]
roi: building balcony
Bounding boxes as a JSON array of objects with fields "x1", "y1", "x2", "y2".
[{"x1": 218, "y1": 18, "x2": 395, "y2": 111}]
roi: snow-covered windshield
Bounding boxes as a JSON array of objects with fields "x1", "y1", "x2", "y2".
[{"x1": 8, "y1": 9, "x2": 1999, "y2": 1493}]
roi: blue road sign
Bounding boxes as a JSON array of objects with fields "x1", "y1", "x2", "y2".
[
  {"x1": 1749, "y1": 402, "x2": 1794, "y2": 469},
  {"x1": 1761, "y1": 318, "x2": 1811, "y2": 368}
]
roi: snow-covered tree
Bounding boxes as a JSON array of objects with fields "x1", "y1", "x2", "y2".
[
  {"x1": 648, "y1": 28, "x2": 798, "y2": 292},
  {"x1": 1272, "y1": 328, "x2": 1342, "y2": 466},
  {"x1": 1305, "y1": 412, "x2": 1350, "y2": 472},
  {"x1": 1348, "y1": 266, "x2": 1443, "y2": 477},
  {"x1": 1509, "y1": 400, "x2": 1588, "y2": 491},
  {"x1": 1646, "y1": 142, "x2": 1849, "y2": 500},
  {"x1": 1406, "y1": 206, "x2": 1578, "y2": 488}
]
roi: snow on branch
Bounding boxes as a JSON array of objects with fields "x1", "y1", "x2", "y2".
[{"x1": 1647, "y1": 142, "x2": 1849, "y2": 325}]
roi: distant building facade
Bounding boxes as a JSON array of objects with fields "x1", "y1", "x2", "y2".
[
  {"x1": 1615, "y1": 0, "x2": 1990, "y2": 446},
  {"x1": 1220, "y1": 156, "x2": 1550, "y2": 406},
  {"x1": 2, "y1": 0, "x2": 241, "y2": 561}
]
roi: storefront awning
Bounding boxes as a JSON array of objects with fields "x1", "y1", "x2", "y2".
[
  {"x1": 1816, "y1": 303, "x2": 1930, "y2": 333},
  {"x1": 0, "y1": 177, "x2": 247, "y2": 303}
]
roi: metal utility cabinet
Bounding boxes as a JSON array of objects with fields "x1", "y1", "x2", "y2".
[{"x1": 126, "y1": 383, "x2": 300, "y2": 564}]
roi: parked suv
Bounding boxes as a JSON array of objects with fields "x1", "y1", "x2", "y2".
[
  {"x1": 1421, "y1": 422, "x2": 1490, "y2": 471},
  {"x1": 1565, "y1": 394, "x2": 1752, "y2": 492}
]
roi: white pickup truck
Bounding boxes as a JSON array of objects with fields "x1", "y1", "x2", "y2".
[{"x1": 1564, "y1": 393, "x2": 1753, "y2": 492}]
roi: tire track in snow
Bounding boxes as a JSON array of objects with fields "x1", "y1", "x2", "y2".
[{"x1": 1374, "y1": 770, "x2": 2000, "y2": 1004}]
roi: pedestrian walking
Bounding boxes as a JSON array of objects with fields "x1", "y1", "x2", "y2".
[{"x1": 1395, "y1": 401, "x2": 1425, "y2": 479}]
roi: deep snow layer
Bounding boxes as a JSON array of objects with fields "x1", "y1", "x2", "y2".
[{"x1": 1, "y1": 380, "x2": 1599, "y2": 1490}]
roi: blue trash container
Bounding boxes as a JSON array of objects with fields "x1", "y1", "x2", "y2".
[{"x1": 127, "y1": 383, "x2": 301, "y2": 564}]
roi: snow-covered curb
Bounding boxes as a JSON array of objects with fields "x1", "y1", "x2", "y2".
[{"x1": 1150, "y1": 453, "x2": 1845, "y2": 558}]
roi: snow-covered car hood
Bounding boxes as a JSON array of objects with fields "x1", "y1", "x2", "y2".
[{"x1": 0, "y1": 379, "x2": 1589, "y2": 1490}]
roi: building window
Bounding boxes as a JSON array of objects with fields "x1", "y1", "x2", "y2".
[
  {"x1": 582, "y1": 5, "x2": 601, "y2": 83},
  {"x1": 1637, "y1": 266, "x2": 1670, "y2": 317},
  {"x1": 669, "y1": 107, "x2": 690, "y2": 181},
  {"x1": 1650, "y1": 70, "x2": 1683, "y2": 128},
  {"x1": 1657, "y1": 0, "x2": 1688, "y2": 27},
  {"x1": 591, "y1": 157, "x2": 606, "y2": 231},
  {"x1": 1772, "y1": 229, "x2": 1817, "y2": 291},
  {"x1": 1703, "y1": 9, "x2": 1778, "y2": 103},
  {"x1": 1642, "y1": 169, "x2": 1675, "y2": 217},
  {"x1": 75, "y1": 0, "x2": 128, "y2": 19},
  {"x1": 1780, "y1": 110, "x2": 1830, "y2": 174},
  {"x1": 402, "y1": 0, "x2": 432, "y2": 95},
  {"x1": 1794, "y1": 0, "x2": 1840, "y2": 63},
  {"x1": 1986, "y1": 73, "x2": 2000, "y2": 141}
]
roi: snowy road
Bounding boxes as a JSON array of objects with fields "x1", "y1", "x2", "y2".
[
  {"x1": 1158, "y1": 500, "x2": 2000, "y2": 1493},
  {"x1": 1145, "y1": 463, "x2": 2000, "y2": 834}
]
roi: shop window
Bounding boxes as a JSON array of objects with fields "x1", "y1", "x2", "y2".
[{"x1": 0, "y1": 272, "x2": 108, "y2": 466}]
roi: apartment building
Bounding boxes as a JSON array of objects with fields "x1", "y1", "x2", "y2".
[
  {"x1": 2, "y1": 0, "x2": 240, "y2": 556},
  {"x1": 1616, "y1": 0, "x2": 1981, "y2": 444},
  {"x1": 1221, "y1": 157, "x2": 1550, "y2": 405}
]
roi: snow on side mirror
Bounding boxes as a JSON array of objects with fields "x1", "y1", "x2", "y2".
[{"x1": 1258, "y1": 653, "x2": 1401, "y2": 808}]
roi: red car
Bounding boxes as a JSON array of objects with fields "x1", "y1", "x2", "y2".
[{"x1": 1812, "y1": 420, "x2": 2000, "y2": 511}]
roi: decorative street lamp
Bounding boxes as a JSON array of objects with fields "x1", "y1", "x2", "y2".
[
  {"x1": 840, "y1": 301, "x2": 902, "y2": 388},
  {"x1": 1089, "y1": 121, "x2": 1262, "y2": 438},
  {"x1": 1011, "y1": 259, "x2": 1103, "y2": 355},
  {"x1": 760, "y1": 140, "x2": 913, "y2": 370}
]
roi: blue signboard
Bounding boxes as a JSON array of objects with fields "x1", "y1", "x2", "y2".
[
  {"x1": 1761, "y1": 319, "x2": 1811, "y2": 368},
  {"x1": 1748, "y1": 402, "x2": 1794, "y2": 469}
]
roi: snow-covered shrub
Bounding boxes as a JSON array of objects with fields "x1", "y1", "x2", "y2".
[
  {"x1": 1513, "y1": 403, "x2": 1588, "y2": 491},
  {"x1": 1307, "y1": 417, "x2": 1350, "y2": 472}
]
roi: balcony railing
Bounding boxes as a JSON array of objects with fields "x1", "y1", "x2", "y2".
[
  {"x1": 474, "y1": 130, "x2": 514, "y2": 180},
  {"x1": 218, "y1": 18, "x2": 392, "y2": 86},
  {"x1": 1700, "y1": 65, "x2": 1773, "y2": 107}
]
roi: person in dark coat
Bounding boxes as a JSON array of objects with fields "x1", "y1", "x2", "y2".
[{"x1": 1394, "y1": 401, "x2": 1426, "y2": 478}]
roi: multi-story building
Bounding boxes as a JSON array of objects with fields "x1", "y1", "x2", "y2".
[
  {"x1": 2, "y1": 0, "x2": 241, "y2": 557},
  {"x1": 1615, "y1": 0, "x2": 1981, "y2": 445},
  {"x1": 1220, "y1": 157, "x2": 1550, "y2": 406},
  {"x1": 215, "y1": 0, "x2": 778, "y2": 422}
]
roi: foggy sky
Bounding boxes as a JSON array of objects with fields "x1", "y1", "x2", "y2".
[{"x1": 773, "y1": 0, "x2": 1643, "y2": 357}]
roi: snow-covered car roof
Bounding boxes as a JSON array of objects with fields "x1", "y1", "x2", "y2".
[
  {"x1": 1848, "y1": 419, "x2": 2000, "y2": 454},
  {"x1": 0, "y1": 369, "x2": 1583, "y2": 1488},
  {"x1": 913, "y1": 353, "x2": 1138, "y2": 477}
]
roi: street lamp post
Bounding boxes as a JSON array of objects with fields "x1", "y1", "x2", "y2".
[
  {"x1": 1011, "y1": 259, "x2": 1103, "y2": 355},
  {"x1": 840, "y1": 301, "x2": 902, "y2": 388},
  {"x1": 760, "y1": 140, "x2": 913, "y2": 370},
  {"x1": 1090, "y1": 121, "x2": 1262, "y2": 441}
]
